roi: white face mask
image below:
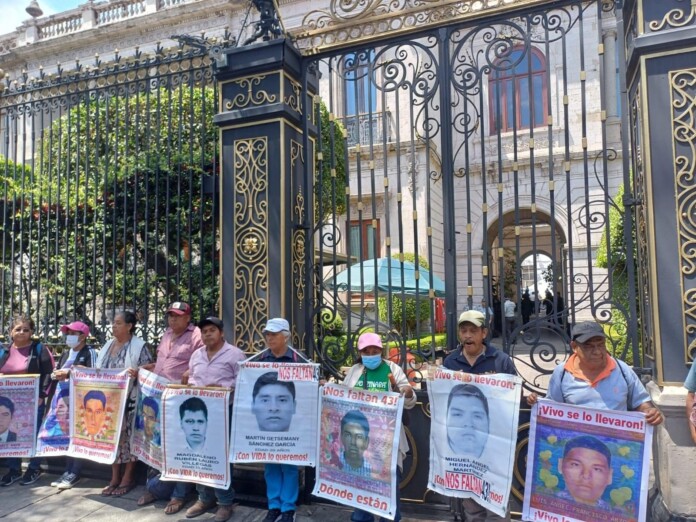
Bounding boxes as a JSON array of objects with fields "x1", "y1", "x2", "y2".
[{"x1": 66, "y1": 335, "x2": 81, "y2": 349}]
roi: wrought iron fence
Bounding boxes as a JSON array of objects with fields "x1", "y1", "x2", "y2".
[{"x1": 0, "y1": 41, "x2": 227, "y2": 346}]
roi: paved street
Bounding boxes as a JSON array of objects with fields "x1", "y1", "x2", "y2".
[{"x1": 0, "y1": 472, "x2": 455, "y2": 522}]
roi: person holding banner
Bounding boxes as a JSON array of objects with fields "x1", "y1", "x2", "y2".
[
  {"x1": 137, "y1": 301, "x2": 202, "y2": 514},
  {"x1": 527, "y1": 321, "x2": 662, "y2": 426},
  {"x1": 45, "y1": 320, "x2": 97, "y2": 489},
  {"x1": 96, "y1": 310, "x2": 153, "y2": 497},
  {"x1": 184, "y1": 316, "x2": 245, "y2": 522},
  {"x1": 442, "y1": 310, "x2": 517, "y2": 521},
  {"x1": 341, "y1": 331, "x2": 416, "y2": 522},
  {"x1": 0, "y1": 315, "x2": 55, "y2": 487},
  {"x1": 254, "y1": 317, "x2": 311, "y2": 522}
]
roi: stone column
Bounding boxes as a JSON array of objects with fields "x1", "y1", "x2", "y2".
[
  {"x1": 212, "y1": 38, "x2": 317, "y2": 353},
  {"x1": 602, "y1": 28, "x2": 618, "y2": 120},
  {"x1": 622, "y1": 0, "x2": 696, "y2": 518}
]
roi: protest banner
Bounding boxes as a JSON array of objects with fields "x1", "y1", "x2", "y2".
[
  {"x1": 523, "y1": 399, "x2": 653, "y2": 522},
  {"x1": 427, "y1": 368, "x2": 522, "y2": 518},
  {"x1": 313, "y1": 383, "x2": 403, "y2": 521},
  {"x1": 131, "y1": 369, "x2": 170, "y2": 470},
  {"x1": 230, "y1": 361, "x2": 319, "y2": 466},
  {"x1": 36, "y1": 380, "x2": 70, "y2": 457},
  {"x1": 0, "y1": 375, "x2": 40, "y2": 458},
  {"x1": 161, "y1": 385, "x2": 231, "y2": 489},
  {"x1": 68, "y1": 368, "x2": 131, "y2": 464}
]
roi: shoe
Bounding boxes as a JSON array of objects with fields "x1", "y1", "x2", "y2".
[
  {"x1": 0, "y1": 470, "x2": 22, "y2": 487},
  {"x1": 51, "y1": 471, "x2": 70, "y2": 487},
  {"x1": 279, "y1": 511, "x2": 296, "y2": 522},
  {"x1": 214, "y1": 505, "x2": 234, "y2": 522},
  {"x1": 56, "y1": 472, "x2": 80, "y2": 490},
  {"x1": 186, "y1": 500, "x2": 217, "y2": 519},
  {"x1": 263, "y1": 509, "x2": 282, "y2": 522},
  {"x1": 19, "y1": 468, "x2": 42, "y2": 486}
]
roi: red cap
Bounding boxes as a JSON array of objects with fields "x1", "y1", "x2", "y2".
[{"x1": 167, "y1": 302, "x2": 191, "y2": 316}]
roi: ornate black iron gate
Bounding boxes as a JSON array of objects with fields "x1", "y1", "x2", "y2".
[
  {"x1": 300, "y1": 0, "x2": 637, "y2": 390},
  {"x1": 296, "y1": 0, "x2": 638, "y2": 510}
]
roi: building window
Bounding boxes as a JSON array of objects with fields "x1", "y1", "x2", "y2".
[
  {"x1": 489, "y1": 47, "x2": 547, "y2": 133},
  {"x1": 349, "y1": 220, "x2": 380, "y2": 261},
  {"x1": 344, "y1": 51, "x2": 377, "y2": 117}
]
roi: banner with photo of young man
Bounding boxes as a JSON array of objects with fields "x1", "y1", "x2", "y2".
[
  {"x1": 0, "y1": 375, "x2": 40, "y2": 458},
  {"x1": 313, "y1": 383, "x2": 403, "y2": 521},
  {"x1": 523, "y1": 400, "x2": 653, "y2": 522},
  {"x1": 161, "y1": 386, "x2": 231, "y2": 489},
  {"x1": 427, "y1": 368, "x2": 522, "y2": 518},
  {"x1": 67, "y1": 368, "x2": 131, "y2": 464},
  {"x1": 230, "y1": 361, "x2": 320, "y2": 466},
  {"x1": 131, "y1": 369, "x2": 170, "y2": 471},
  {"x1": 35, "y1": 380, "x2": 71, "y2": 457}
]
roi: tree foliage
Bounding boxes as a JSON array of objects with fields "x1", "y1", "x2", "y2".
[
  {"x1": 316, "y1": 101, "x2": 347, "y2": 219},
  {"x1": 595, "y1": 183, "x2": 639, "y2": 364},
  {"x1": 1, "y1": 85, "x2": 219, "y2": 336}
]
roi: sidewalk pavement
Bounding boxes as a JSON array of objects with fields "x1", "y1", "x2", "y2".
[{"x1": 0, "y1": 472, "x2": 454, "y2": 522}]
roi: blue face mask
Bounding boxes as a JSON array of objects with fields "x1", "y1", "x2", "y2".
[{"x1": 361, "y1": 354, "x2": 382, "y2": 370}]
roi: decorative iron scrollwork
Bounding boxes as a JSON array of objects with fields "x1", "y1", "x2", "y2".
[
  {"x1": 670, "y1": 68, "x2": 696, "y2": 361},
  {"x1": 649, "y1": 3, "x2": 696, "y2": 32},
  {"x1": 233, "y1": 137, "x2": 269, "y2": 353}
]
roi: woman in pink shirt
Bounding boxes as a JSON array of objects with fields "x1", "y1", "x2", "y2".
[{"x1": 0, "y1": 315, "x2": 55, "y2": 487}]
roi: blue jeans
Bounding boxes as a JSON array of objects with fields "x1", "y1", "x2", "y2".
[
  {"x1": 350, "y1": 466, "x2": 401, "y2": 522},
  {"x1": 147, "y1": 472, "x2": 194, "y2": 501},
  {"x1": 64, "y1": 457, "x2": 82, "y2": 475},
  {"x1": 197, "y1": 464, "x2": 235, "y2": 506},
  {"x1": 265, "y1": 463, "x2": 299, "y2": 513},
  {"x1": 8, "y1": 403, "x2": 45, "y2": 473}
]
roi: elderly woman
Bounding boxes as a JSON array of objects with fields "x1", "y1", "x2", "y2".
[
  {"x1": 0, "y1": 315, "x2": 55, "y2": 487},
  {"x1": 96, "y1": 310, "x2": 153, "y2": 497},
  {"x1": 341, "y1": 332, "x2": 416, "y2": 522},
  {"x1": 48, "y1": 320, "x2": 98, "y2": 489}
]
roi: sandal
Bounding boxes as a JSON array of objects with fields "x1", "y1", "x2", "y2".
[
  {"x1": 101, "y1": 483, "x2": 119, "y2": 496},
  {"x1": 164, "y1": 498, "x2": 187, "y2": 515},
  {"x1": 111, "y1": 482, "x2": 136, "y2": 497},
  {"x1": 137, "y1": 492, "x2": 157, "y2": 506}
]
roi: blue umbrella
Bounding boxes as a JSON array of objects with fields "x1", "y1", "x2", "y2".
[{"x1": 328, "y1": 257, "x2": 445, "y2": 297}]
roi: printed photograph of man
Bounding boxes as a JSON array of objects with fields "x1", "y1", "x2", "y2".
[
  {"x1": 446, "y1": 383, "x2": 490, "y2": 458},
  {"x1": 139, "y1": 397, "x2": 161, "y2": 447},
  {"x1": 83, "y1": 390, "x2": 108, "y2": 438},
  {"x1": 251, "y1": 371, "x2": 296, "y2": 432},
  {"x1": 42, "y1": 387, "x2": 70, "y2": 438},
  {"x1": 0, "y1": 396, "x2": 17, "y2": 442},
  {"x1": 339, "y1": 410, "x2": 371, "y2": 476},
  {"x1": 558, "y1": 435, "x2": 614, "y2": 507},
  {"x1": 179, "y1": 397, "x2": 207, "y2": 453}
]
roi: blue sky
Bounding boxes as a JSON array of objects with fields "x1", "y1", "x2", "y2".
[{"x1": 0, "y1": 0, "x2": 81, "y2": 37}]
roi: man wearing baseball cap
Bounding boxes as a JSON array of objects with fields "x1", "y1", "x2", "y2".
[
  {"x1": 137, "y1": 302, "x2": 203, "y2": 514},
  {"x1": 256, "y1": 318, "x2": 309, "y2": 522},
  {"x1": 442, "y1": 309, "x2": 517, "y2": 521},
  {"x1": 49, "y1": 321, "x2": 98, "y2": 489},
  {"x1": 528, "y1": 321, "x2": 662, "y2": 426},
  {"x1": 443, "y1": 310, "x2": 517, "y2": 375},
  {"x1": 184, "y1": 316, "x2": 245, "y2": 522}
]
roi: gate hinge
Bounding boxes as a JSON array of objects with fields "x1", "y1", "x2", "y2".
[{"x1": 622, "y1": 195, "x2": 642, "y2": 207}]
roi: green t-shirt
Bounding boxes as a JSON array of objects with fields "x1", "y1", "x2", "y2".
[{"x1": 356, "y1": 361, "x2": 391, "y2": 392}]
